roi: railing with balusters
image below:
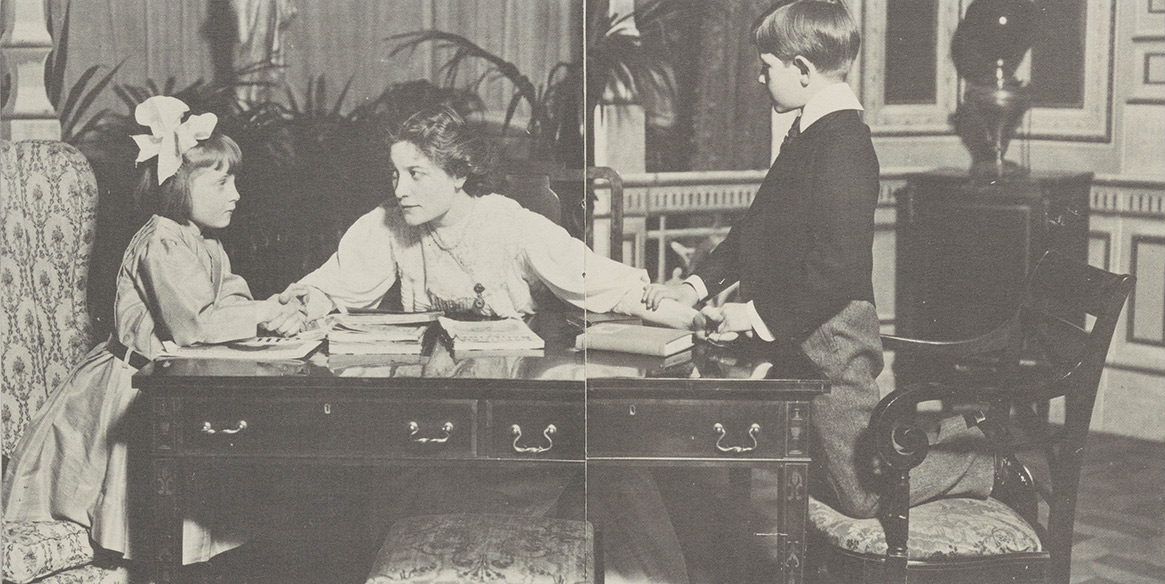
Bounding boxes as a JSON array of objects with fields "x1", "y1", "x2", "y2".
[{"x1": 592, "y1": 168, "x2": 1165, "y2": 439}]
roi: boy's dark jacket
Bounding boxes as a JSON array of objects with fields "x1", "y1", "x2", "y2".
[{"x1": 693, "y1": 109, "x2": 880, "y2": 342}]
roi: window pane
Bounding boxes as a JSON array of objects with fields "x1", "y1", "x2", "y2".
[
  {"x1": 885, "y1": 0, "x2": 938, "y2": 105},
  {"x1": 1030, "y1": 0, "x2": 1085, "y2": 108}
]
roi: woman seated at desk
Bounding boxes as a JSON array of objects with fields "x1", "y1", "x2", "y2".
[
  {"x1": 290, "y1": 105, "x2": 690, "y2": 328},
  {"x1": 285, "y1": 105, "x2": 696, "y2": 583}
]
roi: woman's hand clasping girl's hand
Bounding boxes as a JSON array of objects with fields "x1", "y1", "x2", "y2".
[{"x1": 258, "y1": 288, "x2": 308, "y2": 336}]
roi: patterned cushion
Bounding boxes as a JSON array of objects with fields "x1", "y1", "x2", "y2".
[
  {"x1": 809, "y1": 496, "x2": 1042, "y2": 560},
  {"x1": 366, "y1": 514, "x2": 593, "y2": 584},
  {"x1": 36, "y1": 563, "x2": 127, "y2": 584},
  {"x1": 3, "y1": 521, "x2": 95, "y2": 584},
  {"x1": 1, "y1": 140, "x2": 99, "y2": 457}
]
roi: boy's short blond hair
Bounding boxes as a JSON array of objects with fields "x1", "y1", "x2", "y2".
[{"x1": 754, "y1": 1, "x2": 861, "y2": 77}]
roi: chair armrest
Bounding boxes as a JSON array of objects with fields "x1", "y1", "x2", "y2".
[
  {"x1": 881, "y1": 315, "x2": 1019, "y2": 358},
  {"x1": 868, "y1": 384, "x2": 955, "y2": 472}
]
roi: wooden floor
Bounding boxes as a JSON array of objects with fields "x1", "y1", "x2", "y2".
[{"x1": 1066, "y1": 432, "x2": 1165, "y2": 584}]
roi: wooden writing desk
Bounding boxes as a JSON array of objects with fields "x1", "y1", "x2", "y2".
[{"x1": 134, "y1": 315, "x2": 828, "y2": 583}]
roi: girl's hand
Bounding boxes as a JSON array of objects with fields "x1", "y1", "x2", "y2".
[
  {"x1": 259, "y1": 294, "x2": 307, "y2": 337},
  {"x1": 642, "y1": 281, "x2": 699, "y2": 311}
]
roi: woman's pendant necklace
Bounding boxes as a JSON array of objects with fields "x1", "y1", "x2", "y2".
[{"x1": 425, "y1": 200, "x2": 491, "y2": 317}]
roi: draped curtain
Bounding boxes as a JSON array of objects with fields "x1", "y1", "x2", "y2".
[
  {"x1": 689, "y1": 0, "x2": 773, "y2": 171},
  {"x1": 43, "y1": 0, "x2": 580, "y2": 129}
]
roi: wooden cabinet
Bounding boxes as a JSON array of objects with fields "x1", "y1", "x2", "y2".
[{"x1": 894, "y1": 169, "x2": 1091, "y2": 385}]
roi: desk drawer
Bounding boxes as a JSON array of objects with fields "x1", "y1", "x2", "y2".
[
  {"x1": 484, "y1": 401, "x2": 584, "y2": 461},
  {"x1": 172, "y1": 398, "x2": 477, "y2": 459},
  {"x1": 588, "y1": 399, "x2": 804, "y2": 459}
]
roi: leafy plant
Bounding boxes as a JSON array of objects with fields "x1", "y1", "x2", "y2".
[
  {"x1": 388, "y1": 29, "x2": 577, "y2": 157},
  {"x1": 584, "y1": 0, "x2": 685, "y2": 117},
  {"x1": 387, "y1": 1, "x2": 693, "y2": 163}
]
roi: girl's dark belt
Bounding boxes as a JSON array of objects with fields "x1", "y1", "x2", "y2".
[{"x1": 107, "y1": 336, "x2": 150, "y2": 369}]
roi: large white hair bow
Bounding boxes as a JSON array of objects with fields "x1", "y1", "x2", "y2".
[{"x1": 131, "y1": 96, "x2": 219, "y2": 184}]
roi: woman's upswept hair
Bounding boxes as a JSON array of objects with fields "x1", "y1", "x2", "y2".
[
  {"x1": 134, "y1": 133, "x2": 242, "y2": 224},
  {"x1": 391, "y1": 106, "x2": 494, "y2": 197},
  {"x1": 754, "y1": 0, "x2": 861, "y2": 77}
]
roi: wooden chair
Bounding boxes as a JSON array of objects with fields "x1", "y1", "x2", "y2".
[
  {"x1": 498, "y1": 161, "x2": 624, "y2": 262},
  {"x1": 807, "y1": 251, "x2": 1134, "y2": 584}
]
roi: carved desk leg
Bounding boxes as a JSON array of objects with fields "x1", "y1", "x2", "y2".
[
  {"x1": 782, "y1": 401, "x2": 810, "y2": 584},
  {"x1": 782, "y1": 462, "x2": 808, "y2": 584},
  {"x1": 150, "y1": 397, "x2": 184, "y2": 584}
]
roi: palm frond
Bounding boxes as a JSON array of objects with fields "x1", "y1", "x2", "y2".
[
  {"x1": 60, "y1": 57, "x2": 129, "y2": 142},
  {"x1": 388, "y1": 30, "x2": 541, "y2": 133}
]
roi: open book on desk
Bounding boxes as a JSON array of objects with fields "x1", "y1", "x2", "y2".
[
  {"x1": 159, "y1": 329, "x2": 326, "y2": 361},
  {"x1": 438, "y1": 317, "x2": 545, "y2": 353}
]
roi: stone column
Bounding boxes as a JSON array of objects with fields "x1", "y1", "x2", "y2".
[{"x1": 1, "y1": 0, "x2": 61, "y2": 141}]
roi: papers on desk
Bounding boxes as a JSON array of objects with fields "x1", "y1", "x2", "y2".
[
  {"x1": 159, "y1": 329, "x2": 326, "y2": 361},
  {"x1": 438, "y1": 317, "x2": 545, "y2": 353}
]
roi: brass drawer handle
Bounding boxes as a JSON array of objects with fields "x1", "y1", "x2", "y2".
[
  {"x1": 511, "y1": 424, "x2": 557, "y2": 454},
  {"x1": 200, "y1": 420, "x2": 248, "y2": 435},
  {"x1": 408, "y1": 421, "x2": 454, "y2": 444},
  {"x1": 713, "y1": 422, "x2": 760, "y2": 454}
]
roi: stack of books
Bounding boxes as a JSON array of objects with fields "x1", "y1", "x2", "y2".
[
  {"x1": 328, "y1": 311, "x2": 439, "y2": 355},
  {"x1": 438, "y1": 317, "x2": 545, "y2": 356}
]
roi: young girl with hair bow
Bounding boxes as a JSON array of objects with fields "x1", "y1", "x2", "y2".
[{"x1": 2, "y1": 95, "x2": 305, "y2": 567}]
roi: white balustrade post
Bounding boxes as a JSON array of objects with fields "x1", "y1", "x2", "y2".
[
  {"x1": 1, "y1": 0, "x2": 62, "y2": 141},
  {"x1": 592, "y1": 103, "x2": 645, "y2": 263}
]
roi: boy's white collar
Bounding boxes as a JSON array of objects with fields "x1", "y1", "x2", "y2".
[{"x1": 798, "y1": 82, "x2": 863, "y2": 133}]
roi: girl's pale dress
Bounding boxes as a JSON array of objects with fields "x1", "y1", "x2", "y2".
[{"x1": 3, "y1": 215, "x2": 261, "y2": 564}]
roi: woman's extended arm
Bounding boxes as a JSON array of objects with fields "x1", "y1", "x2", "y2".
[
  {"x1": 297, "y1": 207, "x2": 401, "y2": 321},
  {"x1": 519, "y1": 212, "x2": 699, "y2": 329}
]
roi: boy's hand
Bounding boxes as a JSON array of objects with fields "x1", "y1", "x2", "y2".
[
  {"x1": 699, "y1": 303, "x2": 754, "y2": 334},
  {"x1": 642, "y1": 281, "x2": 699, "y2": 311}
]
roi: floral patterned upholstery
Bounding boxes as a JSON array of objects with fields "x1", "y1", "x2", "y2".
[
  {"x1": 1, "y1": 141, "x2": 116, "y2": 584},
  {"x1": 1, "y1": 140, "x2": 98, "y2": 458},
  {"x1": 366, "y1": 514, "x2": 594, "y2": 584},
  {"x1": 808, "y1": 496, "x2": 1042, "y2": 560},
  {"x1": 3, "y1": 522, "x2": 95, "y2": 584},
  {"x1": 34, "y1": 564, "x2": 127, "y2": 584}
]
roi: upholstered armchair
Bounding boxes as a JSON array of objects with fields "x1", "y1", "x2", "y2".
[
  {"x1": 807, "y1": 251, "x2": 1134, "y2": 584},
  {"x1": 1, "y1": 140, "x2": 127, "y2": 584}
]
